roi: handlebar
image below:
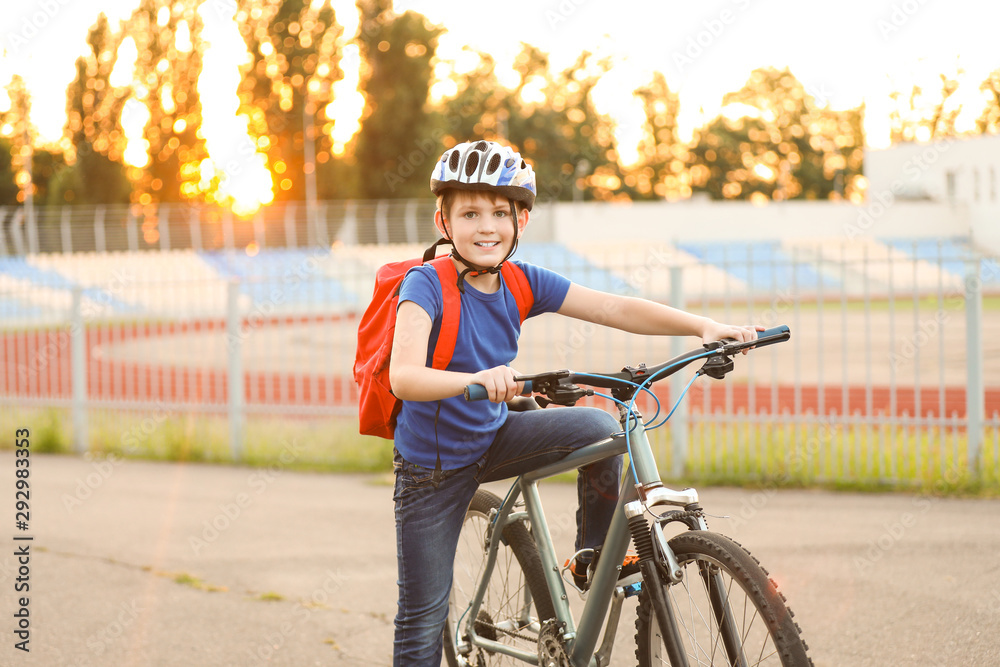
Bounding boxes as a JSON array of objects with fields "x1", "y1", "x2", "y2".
[{"x1": 464, "y1": 325, "x2": 790, "y2": 405}]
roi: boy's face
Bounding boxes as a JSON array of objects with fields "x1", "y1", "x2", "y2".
[{"x1": 435, "y1": 190, "x2": 528, "y2": 267}]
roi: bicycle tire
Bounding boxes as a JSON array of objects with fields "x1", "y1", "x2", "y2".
[
  {"x1": 636, "y1": 530, "x2": 812, "y2": 667},
  {"x1": 443, "y1": 488, "x2": 556, "y2": 667}
]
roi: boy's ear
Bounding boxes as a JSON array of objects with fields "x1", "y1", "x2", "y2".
[
  {"x1": 516, "y1": 207, "x2": 530, "y2": 236},
  {"x1": 434, "y1": 209, "x2": 449, "y2": 238}
]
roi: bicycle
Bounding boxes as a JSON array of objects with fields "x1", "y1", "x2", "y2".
[{"x1": 443, "y1": 325, "x2": 812, "y2": 667}]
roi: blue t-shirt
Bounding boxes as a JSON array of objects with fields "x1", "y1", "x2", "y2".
[{"x1": 394, "y1": 260, "x2": 571, "y2": 470}]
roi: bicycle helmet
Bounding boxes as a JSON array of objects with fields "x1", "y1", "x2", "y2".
[
  {"x1": 430, "y1": 140, "x2": 537, "y2": 290},
  {"x1": 430, "y1": 140, "x2": 536, "y2": 211}
]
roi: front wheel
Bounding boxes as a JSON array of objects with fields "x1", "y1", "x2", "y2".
[{"x1": 636, "y1": 530, "x2": 812, "y2": 667}]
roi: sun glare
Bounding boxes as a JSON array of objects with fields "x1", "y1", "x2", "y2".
[
  {"x1": 121, "y1": 97, "x2": 150, "y2": 168},
  {"x1": 326, "y1": 43, "x2": 365, "y2": 156},
  {"x1": 196, "y1": 0, "x2": 273, "y2": 216}
]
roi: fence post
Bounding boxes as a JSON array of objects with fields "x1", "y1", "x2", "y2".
[
  {"x1": 222, "y1": 210, "x2": 235, "y2": 251},
  {"x1": 26, "y1": 206, "x2": 38, "y2": 254},
  {"x1": 404, "y1": 199, "x2": 418, "y2": 243},
  {"x1": 669, "y1": 265, "x2": 688, "y2": 479},
  {"x1": 61, "y1": 207, "x2": 72, "y2": 253},
  {"x1": 159, "y1": 203, "x2": 171, "y2": 251},
  {"x1": 126, "y1": 208, "x2": 139, "y2": 252},
  {"x1": 189, "y1": 205, "x2": 203, "y2": 252},
  {"x1": 375, "y1": 200, "x2": 388, "y2": 244},
  {"x1": 71, "y1": 287, "x2": 88, "y2": 454},
  {"x1": 94, "y1": 205, "x2": 107, "y2": 253},
  {"x1": 965, "y1": 259, "x2": 984, "y2": 476},
  {"x1": 226, "y1": 280, "x2": 245, "y2": 460}
]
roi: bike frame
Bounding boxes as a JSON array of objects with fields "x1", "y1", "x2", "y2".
[{"x1": 459, "y1": 411, "x2": 702, "y2": 666}]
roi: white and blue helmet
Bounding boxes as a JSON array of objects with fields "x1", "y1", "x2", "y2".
[{"x1": 430, "y1": 140, "x2": 536, "y2": 211}]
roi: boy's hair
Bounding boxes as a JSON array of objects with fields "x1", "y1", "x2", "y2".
[{"x1": 436, "y1": 189, "x2": 526, "y2": 222}]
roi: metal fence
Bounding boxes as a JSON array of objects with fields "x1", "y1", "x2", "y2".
[
  {"x1": 0, "y1": 200, "x2": 441, "y2": 256},
  {"x1": 1, "y1": 209, "x2": 998, "y2": 487}
]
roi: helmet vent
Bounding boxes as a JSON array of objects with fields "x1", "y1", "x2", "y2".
[
  {"x1": 504, "y1": 158, "x2": 515, "y2": 168},
  {"x1": 520, "y1": 160, "x2": 527, "y2": 170},
  {"x1": 448, "y1": 150, "x2": 460, "y2": 171},
  {"x1": 473, "y1": 140, "x2": 488, "y2": 151},
  {"x1": 464, "y1": 151, "x2": 480, "y2": 176},
  {"x1": 486, "y1": 153, "x2": 501, "y2": 174}
]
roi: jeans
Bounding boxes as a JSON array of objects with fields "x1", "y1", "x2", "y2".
[{"x1": 392, "y1": 406, "x2": 622, "y2": 666}]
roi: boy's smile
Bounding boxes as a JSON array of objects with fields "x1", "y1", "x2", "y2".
[{"x1": 435, "y1": 190, "x2": 529, "y2": 288}]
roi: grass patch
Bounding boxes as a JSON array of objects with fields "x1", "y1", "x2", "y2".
[
  {"x1": 2, "y1": 404, "x2": 996, "y2": 495},
  {"x1": 651, "y1": 419, "x2": 999, "y2": 495},
  {"x1": 256, "y1": 591, "x2": 285, "y2": 602},
  {"x1": 164, "y1": 571, "x2": 227, "y2": 592},
  {"x1": 0, "y1": 405, "x2": 393, "y2": 472}
]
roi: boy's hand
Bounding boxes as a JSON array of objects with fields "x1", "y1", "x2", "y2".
[
  {"x1": 470, "y1": 366, "x2": 524, "y2": 403},
  {"x1": 701, "y1": 320, "x2": 763, "y2": 354}
]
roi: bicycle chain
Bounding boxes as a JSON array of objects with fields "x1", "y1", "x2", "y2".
[{"x1": 475, "y1": 619, "x2": 539, "y2": 644}]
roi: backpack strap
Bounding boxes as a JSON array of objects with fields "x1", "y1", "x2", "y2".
[
  {"x1": 429, "y1": 257, "x2": 461, "y2": 369},
  {"x1": 501, "y1": 262, "x2": 535, "y2": 324}
]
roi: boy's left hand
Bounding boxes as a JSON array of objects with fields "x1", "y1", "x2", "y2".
[{"x1": 701, "y1": 321, "x2": 763, "y2": 354}]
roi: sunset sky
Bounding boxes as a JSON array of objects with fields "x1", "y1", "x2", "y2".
[{"x1": 1, "y1": 0, "x2": 997, "y2": 157}]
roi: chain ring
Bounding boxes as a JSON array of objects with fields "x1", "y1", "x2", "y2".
[{"x1": 537, "y1": 619, "x2": 571, "y2": 667}]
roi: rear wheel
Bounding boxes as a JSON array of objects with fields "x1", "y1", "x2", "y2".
[
  {"x1": 636, "y1": 531, "x2": 812, "y2": 667},
  {"x1": 443, "y1": 489, "x2": 555, "y2": 666}
]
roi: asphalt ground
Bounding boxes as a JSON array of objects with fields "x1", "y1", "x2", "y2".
[{"x1": 1, "y1": 453, "x2": 998, "y2": 666}]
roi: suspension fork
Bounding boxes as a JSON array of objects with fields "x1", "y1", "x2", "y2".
[
  {"x1": 699, "y1": 563, "x2": 750, "y2": 667},
  {"x1": 625, "y1": 501, "x2": 690, "y2": 667}
]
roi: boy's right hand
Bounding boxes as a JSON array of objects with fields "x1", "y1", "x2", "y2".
[{"x1": 469, "y1": 366, "x2": 524, "y2": 403}]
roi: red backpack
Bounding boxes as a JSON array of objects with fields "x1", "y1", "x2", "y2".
[{"x1": 353, "y1": 242, "x2": 535, "y2": 439}]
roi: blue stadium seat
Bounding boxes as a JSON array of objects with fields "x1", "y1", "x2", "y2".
[
  {"x1": 515, "y1": 243, "x2": 635, "y2": 295},
  {"x1": 0, "y1": 257, "x2": 138, "y2": 313},
  {"x1": 675, "y1": 241, "x2": 835, "y2": 289},
  {"x1": 198, "y1": 249, "x2": 357, "y2": 307},
  {"x1": 884, "y1": 237, "x2": 1000, "y2": 284}
]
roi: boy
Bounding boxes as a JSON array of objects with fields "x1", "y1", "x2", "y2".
[{"x1": 389, "y1": 140, "x2": 757, "y2": 664}]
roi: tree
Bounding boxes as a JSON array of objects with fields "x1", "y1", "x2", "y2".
[
  {"x1": 121, "y1": 0, "x2": 207, "y2": 203},
  {"x1": 56, "y1": 13, "x2": 131, "y2": 205},
  {"x1": 627, "y1": 71, "x2": 684, "y2": 200},
  {"x1": 0, "y1": 138, "x2": 19, "y2": 206},
  {"x1": 1, "y1": 75, "x2": 33, "y2": 206},
  {"x1": 888, "y1": 69, "x2": 962, "y2": 143},
  {"x1": 977, "y1": 68, "x2": 1000, "y2": 135},
  {"x1": 688, "y1": 67, "x2": 864, "y2": 202},
  {"x1": 436, "y1": 45, "x2": 635, "y2": 202},
  {"x1": 352, "y1": 0, "x2": 443, "y2": 199},
  {"x1": 236, "y1": 0, "x2": 343, "y2": 203}
]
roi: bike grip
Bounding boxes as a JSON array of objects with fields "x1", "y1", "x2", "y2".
[
  {"x1": 753, "y1": 325, "x2": 791, "y2": 347},
  {"x1": 464, "y1": 380, "x2": 533, "y2": 401}
]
